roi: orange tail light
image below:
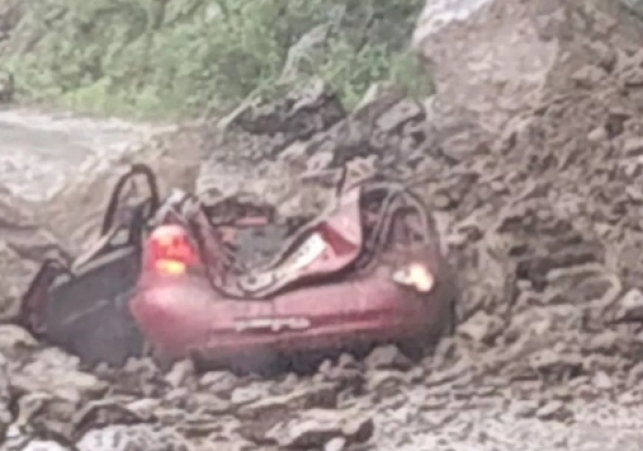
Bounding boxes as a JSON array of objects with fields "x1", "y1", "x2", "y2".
[{"x1": 147, "y1": 225, "x2": 199, "y2": 275}]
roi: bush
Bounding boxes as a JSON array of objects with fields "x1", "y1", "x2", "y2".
[{"x1": 3, "y1": 0, "x2": 431, "y2": 119}]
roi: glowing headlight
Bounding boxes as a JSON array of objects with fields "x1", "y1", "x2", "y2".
[{"x1": 392, "y1": 263, "x2": 435, "y2": 293}]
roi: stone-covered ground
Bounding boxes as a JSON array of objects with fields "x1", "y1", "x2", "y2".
[{"x1": 4, "y1": 1, "x2": 643, "y2": 450}]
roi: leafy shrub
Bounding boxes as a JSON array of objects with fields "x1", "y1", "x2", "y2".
[{"x1": 3, "y1": 0, "x2": 430, "y2": 119}]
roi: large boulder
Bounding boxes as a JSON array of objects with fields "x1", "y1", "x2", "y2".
[
  {"x1": 412, "y1": 0, "x2": 643, "y2": 156},
  {"x1": 404, "y1": 0, "x2": 643, "y2": 382}
]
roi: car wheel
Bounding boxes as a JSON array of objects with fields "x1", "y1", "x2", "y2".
[{"x1": 398, "y1": 295, "x2": 458, "y2": 361}]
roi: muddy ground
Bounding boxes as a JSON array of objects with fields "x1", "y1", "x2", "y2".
[{"x1": 3, "y1": 1, "x2": 643, "y2": 450}]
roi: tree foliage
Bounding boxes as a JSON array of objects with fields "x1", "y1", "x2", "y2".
[{"x1": 3, "y1": 0, "x2": 430, "y2": 119}]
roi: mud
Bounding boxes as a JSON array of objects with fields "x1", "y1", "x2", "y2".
[{"x1": 3, "y1": 0, "x2": 643, "y2": 450}]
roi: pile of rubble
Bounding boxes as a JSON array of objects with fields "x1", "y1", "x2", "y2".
[{"x1": 3, "y1": 0, "x2": 643, "y2": 450}]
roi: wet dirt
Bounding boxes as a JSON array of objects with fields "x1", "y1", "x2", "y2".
[{"x1": 4, "y1": 0, "x2": 643, "y2": 450}]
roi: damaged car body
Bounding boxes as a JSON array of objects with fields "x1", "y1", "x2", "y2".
[{"x1": 19, "y1": 164, "x2": 458, "y2": 371}]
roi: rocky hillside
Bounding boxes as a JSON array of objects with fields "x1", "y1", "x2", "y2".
[
  {"x1": 0, "y1": 0, "x2": 429, "y2": 119},
  {"x1": 3, "y1": 1, "x2": 643, "y2": 451}
]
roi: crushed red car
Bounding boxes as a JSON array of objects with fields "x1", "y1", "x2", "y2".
[{"x1": 19, "y1": 164, "x2": 458, "y2": 371}]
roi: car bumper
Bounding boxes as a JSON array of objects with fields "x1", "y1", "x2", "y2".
[
  {"x1": 130, "y1": 282, "x2": 433, "y2": 362},
  {"x1": 195, "y1": 316, "x2": 424, "y2": 360}
]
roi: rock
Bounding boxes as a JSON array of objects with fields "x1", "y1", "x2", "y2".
[
  {"x1": 263, "y1": 409, "x2": 373, "y2": 449},
  {"x1": 584, "y1": 331, "x2": 621, "y2": 355},
  {"x1": 592, "y1": 371, "x2": 613, "y2": 390},
  {"x1": 14, "y1": 439, "x2": 72, "y2": 451},
  {"x1": 124, "y1": 398, "x2": 163, "y2": 421},
  {"x1": 364, "y1": 345, "x2": 414, "y2": 371},
  {"x1": 457, "y1": 312, "x2": 504, "y2": 345},
  {"x1": 164, "y1": 359, "x2": 196, "y2": 388},
  {"x1": 511, "y1": 400, "x2": 539, "y2": 418},
  {"x1": 622, "y1": 136, "x2": 643, "y2": 156},
  {"x1": 316, "y1": 359, "x2": 364, "y2": 396},
  {"x1": 7, "y1": 347, "x2": 108, "y2": 439},
  {"x1": 229, "y1": 383, "x2": 269, "y2": 406},
  {"x1": 236, "y1": 383, "x2": 339, "y2": 421},
  {"x1": 626, "y1": 362, "x2": 643, "y2": 386},
  {"x1": 335, "y1": 353, "x2": 361, "y2": 370},
  {"x1": 590, "y1": 40, "x2": 618, "y2": 72},
  {"x1": 529, "y1": 349, "x2": 584, "y2": 383},
  {"x1": 12, "y1": 391, "x2": 80, "y2": 439},
  {"x1": 198, "y1": 371, "x2": 239, "y2": 399},
  {"x1": 571, "y1": 65, "x2": 607, "y2": 88},
  {"x1": 76, "y1": 424, "x2": 195, "y2": 451},
  {"x1": 164, "y1": 387, "x2": 192, "y2": 407},
  {"x1": 616, "y1": 288, "x2": 643, "y2": 321},
  {"x1": 324, "y1": 437, "x2": 347, "y2": 451},
  {"x1": 218, "y1": 79, "x2": 345, "y2": 139},
  {"x1": 413, "y1": 0, "x2": 643, "y2": 146},
  {"x1": 196, "y1": 86, "x2": 431, "y2": 218},
  {"x1": 197, "y1": 439, "x2": 254, "y2": 451},
  {"x1": 11, "y1": 364, "x2": 107, "y2": 401},
  {"x1": 189, "y1": 393, "x2": 232, "y2": 416},
  {"x1": 70, "y1": 398, "x2": 151, "y2": 435},
  {"x1": 374, "y1": 97, "x2": 425, "y2": 134},
  {"x1": 0, "y1": 324, "x2": 39, "y2": 357},
  {"x1": 365, "y1": 371, "x2": 408, "y2": 399},
  {"x1": 587, "y1": 126, "x2": 608, "y2": 143},
  {"x1": 197, "y1": 80, "x2": 349, "y2": 212},
  {"x1": 103, "y1": 357, "x2": 165, "y2": 399},
  {"x1": 0, "y1": 355, "x2": 11, "y2": 439},
  {"x1": 535, "y1": 400, "x2": 572, "y2": 422}
]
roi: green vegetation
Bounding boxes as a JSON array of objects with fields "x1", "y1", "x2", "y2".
[{"x1": 2, "y1": 0, "x2": 430, "y2": 119}]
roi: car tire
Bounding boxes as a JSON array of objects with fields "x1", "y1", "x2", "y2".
[{"x1": 398, "y1": 295, "x2": 458, "y2": 361}]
